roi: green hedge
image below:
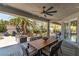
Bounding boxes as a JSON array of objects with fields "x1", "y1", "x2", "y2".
[{"x1": 0, "y1": 24, "x2": 7, "y2": 33}]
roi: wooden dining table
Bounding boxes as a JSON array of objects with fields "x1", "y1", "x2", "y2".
[{"x1": 28, "y1": 39, "x2": 58, "y2": 55}]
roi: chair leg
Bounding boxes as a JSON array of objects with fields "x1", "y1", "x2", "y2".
[
  {"x1": 55, "y1": 52, "x2": 58, "y2": 56},
  {"x1": 60, "y1": 47, "x2": 63, "y2": 55},
  {"x1": 36, "y1": 50, "x2": 42, "y2": 56}
]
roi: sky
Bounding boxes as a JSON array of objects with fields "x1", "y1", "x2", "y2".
[{"x1": 0, "y1": 13, "x2": 14, "y2": 21}]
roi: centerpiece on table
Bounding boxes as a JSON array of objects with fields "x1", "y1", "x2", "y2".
[{"x1": 43, "y1": 36, "x2": 49, "y2": 41}]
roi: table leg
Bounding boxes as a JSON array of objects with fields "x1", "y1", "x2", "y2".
[{"x1": 36, "y1": 50, "x2": 42, "y2": 56}]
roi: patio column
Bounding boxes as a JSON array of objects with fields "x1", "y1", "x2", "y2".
[
  {"x1": 61, "y1": 22, "x2": 64, "y2": 40},
  {"x1": 47, "y1": 20, "x2": 50, "y2": 37},
  {"x1": 77, "y1": 17, "x2": 79, "y2": 44},
  {"x1": 68, "y1": 22, "x2": 71, "y2": 40}
]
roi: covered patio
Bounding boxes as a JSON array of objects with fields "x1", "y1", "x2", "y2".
[{"x1": 0, "y1": 3, "x2": 79, "y2": 56}]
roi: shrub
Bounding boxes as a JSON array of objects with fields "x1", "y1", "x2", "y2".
[{"x1": 0, "y1": 24, "x2": 7, "y2": 33}]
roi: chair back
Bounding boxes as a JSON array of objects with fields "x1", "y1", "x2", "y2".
[
  {"x1": 12, "y1": 31, "x2": 17, "y2": 36},
  {"x1": 50, "y1": 40, "x2": 63, "y2": 56},
  {"x1": 30, "y1": 37, "x2": 37, "y2": 41},
  {"x1": 20, "y1": 37, "x2": 27, "y2": 43},
  {"x1": 36, "y1": 36, "x2": 42, "y2": 39}
]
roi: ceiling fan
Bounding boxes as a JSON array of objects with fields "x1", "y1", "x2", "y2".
[{"x1": 41, "y1": 6, "x2": 57, "y2": 17}]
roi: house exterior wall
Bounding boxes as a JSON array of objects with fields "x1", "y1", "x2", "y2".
[{"x1": 60, "y1": 12, "x2": 79, "y2": 56}]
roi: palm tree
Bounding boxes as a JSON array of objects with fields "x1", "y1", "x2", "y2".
[
  {"x1": 18, "y1": 17, "x2": 32, "y2": 35},
  {"x1": 9, "y1": 17, "x2": 34, "y2": 36},
  {"x1": 9, "y1": 17, "x2": 21, "y2": 25}
]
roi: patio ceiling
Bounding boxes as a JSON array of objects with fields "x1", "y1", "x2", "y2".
[{"x1": 1, "y1": 3, "x2": 79, "y2": 22}]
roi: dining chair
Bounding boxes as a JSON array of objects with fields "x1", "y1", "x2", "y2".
[
  {"x1": 36, "y1": 36, "x2": 42, "y2": 39},
  {"x1": 20, "y1": 45, "x2": 28, "y2": 56},
  {"x1": 20, "y1": 36, "x2": 27, "y2": 43},
  {"x1": 12, "y1": 31, "x2": 17, "y2": 36},
  {"x1": 30, "y1": 36, "x2": 42, "y2": 41},
  {"x1": 30, "y1": 37, "x2": 37, "y2": 41},
  {"x1": 41, "y1": 39, "x2": 58, "y2": 54},
  {"x1": 42, "y1": 40, "x2": 63, "y2": 56},
  {"x1": 25, "y1": 43, "x2": 38, "y2": 56},
  {"x1": 20, "y1": 42, "x2": 38, "y2": 56}
]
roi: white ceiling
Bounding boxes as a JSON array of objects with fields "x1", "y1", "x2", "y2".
[{"x1": 5, "y1": 3, "x2": 79, "y2": 22}]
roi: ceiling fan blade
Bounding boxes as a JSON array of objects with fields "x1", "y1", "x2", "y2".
[
  {"x1": 46, "y1": 13, "x2": 53, "y2": 16},
  {"x1": 46, "y1": 6, "x2": 53, "y2": 11},
  {"x1": 41, "y1": 6, "x2": 46, "y2": 14},
  {"x1": 47, "y1": 10, "x2": 57, "y2": 13},
  {"x1": 44, "y1": 14, "x2": 47, "y2": 17}
]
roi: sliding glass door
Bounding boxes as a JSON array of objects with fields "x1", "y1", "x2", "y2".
[
  {"x1": 64, "y1": 20, "x2": 77, "y2": 42},
  {"x1": 50, "y1": 23, "x2": 61, "y2": 39},
  {"x1": 64, "y1": 23, "x2": 69, "y2": 40},
  {"x1": 70, "y1": 21, "x2": 77, "y2": 42}
]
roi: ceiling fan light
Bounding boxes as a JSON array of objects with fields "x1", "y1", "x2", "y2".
[{"x1": 43, "y1": 6, "x2": 46, "y2": 9}]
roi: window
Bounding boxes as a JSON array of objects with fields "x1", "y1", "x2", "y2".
[
  {"x1": 30, "y1": 19, "x2": 48, "y2": 37},
  {"x1": 64, "y1": 21, "x2": 77, "y2": 42},
  {"x1": 50, "y1": 23, "x2": 61, "y2": 38},
  {"x1": 70, "y1": 21, "x2": 77, "y2": 42},
  {"x1": 0, "y1": 13, "x2": 48, "y2": 37}
]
